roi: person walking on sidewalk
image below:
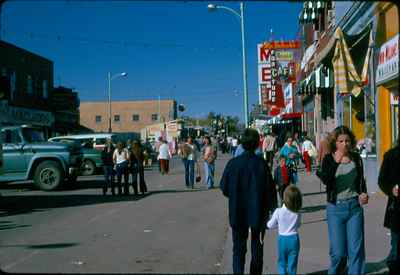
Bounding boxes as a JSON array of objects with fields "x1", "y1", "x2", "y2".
[
  {"x1": 263, "y1": 131, "x2": 277, "y2": 170},
  {"x1": 274, "y1": 155, "x2": 291, "y2": 204},
  {"x1": 220, "y1": 128, "x2": 277, "y2": 275},
  {"x1": 178, "y1": 137, "x2": 197, "y2": 188},
  {"x1": 267, "y1": 184, "x2": 302, "y2": 275},
  {"x1": 301, "y1": 136, "x2": 317, "y2": 176},
  {"x1": 279, "y1": 135, "x2": 301, "y2": 185},
  {"x1": 129, "y1": 140, "x2": 148, "y2": 195},
  {"x1": 158, "y1": 139, "x2": 172, "y2": 175},
  {"x1": 202, "y1": 136, "x2": 216, "y2": 189},
  {"x1": 113, "y1": 141, "x2": 130, "y2": 195},
  {"x1": 101, "y1": 138, "x2": 115, "y2": 195},
  {"x1": 378, "y1": 138, "x2": 400, "y2": 275},
  {"x1": 317, "y1": 126, "x2": 368, "y2": 275}
]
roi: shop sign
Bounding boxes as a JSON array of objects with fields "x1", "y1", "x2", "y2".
[
  {"x1": 276, "y1": 51, "x2": 294, "y2": 61},
  {"x1": 260, "y1": 40, "x2": 301, "y2": 50},
  {"x1": 376, "y1": 34, "x2": 399, "y2": 85},
  {"x1": 284, "y1": 83, "x2": 293, "y2": 113},
  {"x1": 0, "y1": 100, "x2": 54, "y2": 126},
  {"x1": 166, "y1": 121, "x2": 178, "y2": 131},
  {"x1": 258, "y1": 42, "x2": 299, "y2": 114},
  {"x1": 391, "y1": 93, "x2": 399, "y2": 105}
]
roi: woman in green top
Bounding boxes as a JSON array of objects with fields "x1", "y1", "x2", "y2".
[{"x1": 318, "y1": 126, "x2": 368, "y2": 275}]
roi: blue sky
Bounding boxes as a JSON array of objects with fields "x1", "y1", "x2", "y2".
[{"x1": 1, "y1": 0, "x2": 302, "y2": 120}]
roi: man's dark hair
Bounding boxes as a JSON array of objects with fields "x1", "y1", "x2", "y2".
[{"x1": 241, "y1": 128, "x2": 260, "y2": 151}]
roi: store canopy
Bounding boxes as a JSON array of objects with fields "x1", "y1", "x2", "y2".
[
  {"x1": 313, "y1": 23, "x2": 372, "y2": 70},
  {"x1": 280, "y1": 112, "x2": 302, "y2": 120},
  {"x1": 332, "y1": 26, "x2": 372, "y2": 97}
]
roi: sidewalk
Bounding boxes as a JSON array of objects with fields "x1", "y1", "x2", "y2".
[{"x1": 218, "y1": 167, "x2": 390, "y2": 274}]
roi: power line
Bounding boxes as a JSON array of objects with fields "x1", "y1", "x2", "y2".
[{"x1": 3, "y1": 29, "x2": 241, "y2": 53}]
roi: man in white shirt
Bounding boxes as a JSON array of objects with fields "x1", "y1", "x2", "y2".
[{"x1": 158, "y1": 139, "x2": 172, "y2": 175}]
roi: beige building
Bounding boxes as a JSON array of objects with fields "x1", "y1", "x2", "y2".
[{"x1": 79, "y1": 99, "x2": 177, "y2": 133}]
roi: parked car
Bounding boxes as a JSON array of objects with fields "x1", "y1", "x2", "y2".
[
  {"x1": 0, "y1": 125, "x2": 82, "y2": 191},
  {"x1": 48, "y1": 137, "x2": 103, "y2": 176},
  {"x1": 49, "y1": 133, "x2": 118, "y2": 151}
]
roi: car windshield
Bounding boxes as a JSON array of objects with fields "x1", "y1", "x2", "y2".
[{"x1": 22, "y1": 128, "x2": 46, "y2": 142}]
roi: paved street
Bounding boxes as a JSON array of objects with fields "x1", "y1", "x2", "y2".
[{"x1": 0, "y1": 154, "x2": 391, "y2": 274}]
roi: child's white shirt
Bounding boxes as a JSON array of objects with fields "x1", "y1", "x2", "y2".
[{"x1": 267, "y1": 204, "x2": 301, "y2": 236}]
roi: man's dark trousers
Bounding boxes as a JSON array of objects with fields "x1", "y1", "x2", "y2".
[{"x1": 232, "y1": 227, "x2": 264, "y2": 275}]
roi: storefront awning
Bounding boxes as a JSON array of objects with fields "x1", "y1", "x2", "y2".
[
  {"x1": 313, "y1": 23, "x2": 372, "y2": 70},
  {"x1": 332, "y1": 26, "x2": 372, "y2": 97},
  {"x1": 280, "y1": 112, "x2": 302, "y2": 120}
]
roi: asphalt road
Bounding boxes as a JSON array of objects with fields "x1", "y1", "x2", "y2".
[
  {"x1": 0, "y1": 156, "x2": 230, "y2": 273},
  {"x1": 0, "y1": 154, "x2": 391, "y2": 274}
]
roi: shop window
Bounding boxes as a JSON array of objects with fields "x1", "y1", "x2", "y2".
[
  {"x1": 95, "y1": 115, "x2": 102, "y2": 123},
  {"x1": 10, "y1": 71, "x2": 16, "y2": 100},
  {"x1": 151, "y1": 114, "x2": 158, "y2": 121},
  {"x1": 27, "y1": 75, "x2": 33, "y2": 95},
  {"x1": 3, "y1": 129, "x2": 21, "y2": 143},
  {"x1": 132, "y1": 114, "x2": 140, "y2": 121},
  {"x1": 43, "y1": 80, "x2": 48, "y2": 98},
  {"x1": 114, "y1": 115, "x2": 120, "y2": 122}
]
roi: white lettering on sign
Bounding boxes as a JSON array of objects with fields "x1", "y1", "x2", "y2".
[{"x1": 376, "y1": 34, "x2": 399, "y2": 85}]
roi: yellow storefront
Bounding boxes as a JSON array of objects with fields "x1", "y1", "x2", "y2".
[{"x1": 375, "y1": 3, "x2": 399, "y2": 163}]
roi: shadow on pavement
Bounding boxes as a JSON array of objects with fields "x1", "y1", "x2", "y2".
[
  {"x1": 0, "y1": 193, "x2": 147, "y2": 217},
  {"x1": 300, "y1": 204, "x2": 326, "y2": 213},
  {"x1": 302, "y1": 218, "x2": 327, "y2": 225},
  {"x1": 305, "y1": 259, "x2": 388, "y2": 275},
  {"x1": 0, "y1": 242, "x2": 80, "y2": 249},
  {"x1": 365, "y1": 259, "x2": 389, "y2": 274},
  {"x1": 0, "y1": 220, "x2": 31, "y2": 230},
  {"x1": 306, "y1": 270, "x2": 327, "y2": 275},
  {"x1": 303, "y1": 191, "x2": 326, "y2": 197},
  {"x1": 0, "y1": 186, "x2": 214, "y2": 217},
  {"x1": 147, "y1": 188, "x2": 211, "y2": 195}
]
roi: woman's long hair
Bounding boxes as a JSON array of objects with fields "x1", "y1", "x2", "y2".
[{"x1": 327, "y1": 125, "x2": 357, "y2": 153}]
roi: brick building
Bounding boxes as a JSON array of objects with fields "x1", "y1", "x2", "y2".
[
  {"x1": 0, "y1": 40, "x2": 54, "y2": 137},
  {"x1": 79, "y1": 99, "x2": 177, "y2": 133}
]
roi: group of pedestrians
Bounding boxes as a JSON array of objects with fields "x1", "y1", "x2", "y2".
[
  {"x1": 220, "y1": 125, "x2": 399, "y2": 275},
  {"x1": 177, "y1": 136, "x2": 217, "y2": 190},
  {"x1": 101, "y1": 138, "x2": 147, "y2": 196}
]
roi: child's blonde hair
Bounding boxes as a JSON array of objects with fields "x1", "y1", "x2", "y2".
[{"x1": 283, "y1": 185, "x2": 302, "y2": 213}]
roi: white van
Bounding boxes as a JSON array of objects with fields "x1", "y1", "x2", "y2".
[{"x1": 49, "y1": 133, "x2": 118, "y2": 150}]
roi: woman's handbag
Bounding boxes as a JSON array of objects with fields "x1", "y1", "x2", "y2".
[
  {"x1": 308, "y1": 144, "x2": 317, "y2": 158},
  {"x1": 195, "y1": 162, "x2": 201, "y2": 182}
]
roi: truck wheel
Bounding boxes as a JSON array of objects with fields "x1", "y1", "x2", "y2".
[
  {"x1": 81, "y1": 159, "x2": 95, "y2": 176},
  {"x1": 33, "y1": 160, "x2": 63, "y2": 191}
]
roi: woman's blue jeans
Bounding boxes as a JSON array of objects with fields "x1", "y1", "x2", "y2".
[
  {"x1": 203, "y1": 161, "x2": 215, "y2": 189},
  {"x1": 327, "y1": 197, "x2": 365, "y2": 275},
  {"x1": 278, "y1": 234, "x2": 300, "y2": 275},
  {"x1": 182, "y1": 159, "x2": 195, "y2": 187}
]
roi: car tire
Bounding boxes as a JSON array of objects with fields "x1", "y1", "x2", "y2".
[
  {"x1": 81, "y1": 159, "x2": 95, "y2": 176},
  {"x1": 33, "y1": 160, "x2": 63, "y2": 191}
]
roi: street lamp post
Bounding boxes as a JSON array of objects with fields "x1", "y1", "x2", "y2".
[
  {"x1": 107, "y1": 72, "x2": 127, "y2": 133},
  {"x1": 207, "y1": 2, "x2": 249, "y2": 127}
]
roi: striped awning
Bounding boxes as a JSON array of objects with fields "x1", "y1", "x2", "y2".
[{"x1": 332, "y1": 27, "x2": 372, "y2": 97}]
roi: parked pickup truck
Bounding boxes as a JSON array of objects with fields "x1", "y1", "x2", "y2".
[{"x1": 0, "y1": 125, "x2": 83, "y2": 191}]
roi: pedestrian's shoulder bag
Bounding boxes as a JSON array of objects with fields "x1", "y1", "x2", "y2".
[
  {"x1": 205, "y1": 146, "x2": 216, "y2": 163},
  {"x1": 196, "y1": 162, "x2": 201, "y2": 182},
  {"x1": 308, "y1": 144, "x2": 317, "y2": 158}
]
